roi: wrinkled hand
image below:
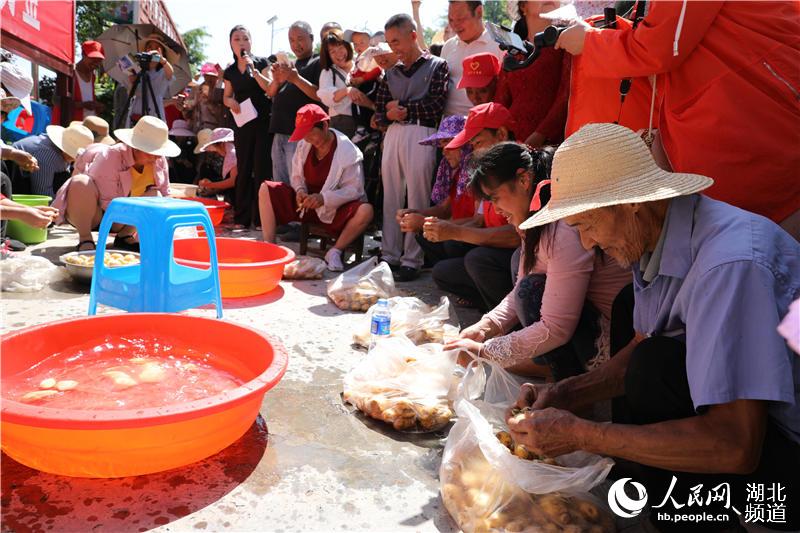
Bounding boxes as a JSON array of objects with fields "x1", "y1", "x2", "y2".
[
  {"x1": 395, "y1": 208, "x2": 417, "y2": 224},
  {"x1": 349, "y1": 88, "x2": 371, "y2": 107},
  {"x1": 9, "y1": 149, "x2": 38, "y2": 172},
  {"x1": 271, "y1": 63, "x2": 289, "y2": 84},
  {"x1": 400, "y1": 212, "x2": 425, "y2": 233},
  {"x1": 555, "y1": 21, "x2": 590, "y2": 56},
  {"x1": 507, "y1": 408, "x2": 583, "y2": 457},
  {"x1": 511, "y1": 382, "x2": 572, "y2": 416},
  {"x1": 18, "y1": 206, "x2": 56, "y2": 228},
  {"x1": 443, "y1": 338, "x2": 483, "y2": 367},
  {"x1": 198, "y1": 178, "x2": 212, "y2": 188},
  {"x1": 422, "y1": 217, "x2": 455, "y2": 242}
]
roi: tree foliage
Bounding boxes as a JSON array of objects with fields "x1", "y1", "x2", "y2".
[
  {"x1": 483, "y1": 0, "x2": 512, "y2": 27},
  {"x1": 182, "y1": 27, "x2": 211, "y2": 76},
  {"x1": 75, "y1": 0, "x2": 115, "y2": 45}
]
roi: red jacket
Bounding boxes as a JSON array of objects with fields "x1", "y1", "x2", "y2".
[{"x1": 581, "y1": 0, "x2": 800, "y2": 223}]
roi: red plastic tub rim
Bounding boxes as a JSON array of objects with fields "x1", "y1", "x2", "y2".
[
  {"x1": 182, "y1": 197, "x2": 230, "y2": 210},
  {"x1": 174, "y1": 238, "x2": 296, "y2": 271},
  {"x1": 0, "y1": 314, "x2": 288, "y2": 430}
]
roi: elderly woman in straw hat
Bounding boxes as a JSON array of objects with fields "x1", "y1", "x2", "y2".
[
  {"x1": 508, "y1": 123, "x2": 800, "y2": 530},
  {"x1": 52, "y1": 116, "x2": 180, "y2": 251},
  {"x1": 195, "y1": 128, "x2": 237, "y2": 201}
]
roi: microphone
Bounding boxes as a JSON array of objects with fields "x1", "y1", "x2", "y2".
[{"x1": 241, "y1": 49, "x2": 253, "y2": 76}]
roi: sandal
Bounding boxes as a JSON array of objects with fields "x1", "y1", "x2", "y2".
[
  {"x1": 76, "y1": 240, "x2": 96, "y2": 252},
  {"x1": 112, "y1": 234, "x2": 140, "y2": 253}
]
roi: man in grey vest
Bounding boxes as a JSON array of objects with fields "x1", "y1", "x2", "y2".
[{"x1": 375, "y1": 13, "x2": 449, "y2": 282}]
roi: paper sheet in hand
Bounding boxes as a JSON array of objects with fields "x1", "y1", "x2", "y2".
[{"x1": 232, "y1": 98, "x2": 257, "y2": 127}]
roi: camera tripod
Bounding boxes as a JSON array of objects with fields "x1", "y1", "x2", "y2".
[{"x1": 114, "y1": 54, "x2": 163, "y2": 130}]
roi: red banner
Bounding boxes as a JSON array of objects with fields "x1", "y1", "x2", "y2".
[{"x1": 1, "y1": 0, "x2": 75, "y2": 66}]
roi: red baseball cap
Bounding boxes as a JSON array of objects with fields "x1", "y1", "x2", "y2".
[
  {"x1": 457, "y1": 53, "x2": 501, "y2": 89},
  {"x1": 446, "y1": 103, "x2": 515, "y2": 149},
  {"x1": 82, "y1": 40, "x2": 105, "y2": 60},
  {"x1": 289, "y1": 104, "x2": 330, "y2": 142}
]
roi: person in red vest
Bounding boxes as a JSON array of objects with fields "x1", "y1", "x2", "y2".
[
  {"x1": 72, "y1": 41, "x2": 106, "y2": 120},
  {"x1": 555, "y1": 0, "x2": 800, "y2": 239}
]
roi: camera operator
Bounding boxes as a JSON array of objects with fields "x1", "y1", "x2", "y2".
[{"x1": 126, "y1": 33, "x2": 174, "y2": 127}]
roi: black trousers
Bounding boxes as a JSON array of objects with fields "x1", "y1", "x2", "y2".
[
  {"x1": 233, "y1": 119, "x2": 271, "y2": 226},
  {"x1": 417, "y1": 234, "x2": 515, "y2": 313},
  {"x1": 610, "y1": 286, "x2": 800, "y2": 532}
]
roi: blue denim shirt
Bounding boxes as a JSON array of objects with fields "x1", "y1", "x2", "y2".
[{"x1": 633, "y1": 194, "x2": 800, "y2": 443}]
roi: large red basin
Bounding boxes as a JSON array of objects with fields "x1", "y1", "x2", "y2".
[{"x1": 0, "y1": 314, "x2": 288, "y2": 478}]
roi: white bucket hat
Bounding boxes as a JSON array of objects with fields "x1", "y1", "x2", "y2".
[
  {"x1": 0, "y1": 62, "x2": 33, "y2": 113},
  {"x1": 196, "y1": 127, "x2": 234, "y2": 153},
  {"x1": 519, "y1": 123, "x2": 714, "y2": 230},
  {"x1": 45, "y1": 124, "x2": 94, "y2": 159},
  {"x1": 114, "y1": 115, "x2": 181, "y2": 157}
]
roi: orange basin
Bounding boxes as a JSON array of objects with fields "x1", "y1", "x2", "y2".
[
  {"x1": 173, "y1": 238, "x2": 295, "y2": 299},
  {"x1": 0, "y1": 313, "x2": 288, "y2": 478}
]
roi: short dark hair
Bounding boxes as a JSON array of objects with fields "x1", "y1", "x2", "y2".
[
  {"x1": 320, "y1": 31, "x2": 354, "y2": 70},
  {"x1": 450, "y1": 0, "x2": 483, "y2": 15},
  {"x1": 290, "y1": 21, "x2": 314, "y2": 40},
  {"x1": 385, "y1": 13, "x2": 416, "y2": 33}
]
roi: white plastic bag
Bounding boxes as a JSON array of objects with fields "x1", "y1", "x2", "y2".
[
  {"x1": 352, "y1": 296, "x2": 460, "y2": 348},
  {"x1": 327, "y1": 257, "x2": 396, "y2": 311},
  {"x1": 283, "y1": 256, "x2": 327, "y2": 280},
  {"x1": 343, "y1": 336, "x2": 463, "y2": 432},
  {"x1": 1, "y1": 255, "x2": 65, "y2": 292},
  {"x1": 440, "y1": 361, "x2": 616, "y2": 532}
]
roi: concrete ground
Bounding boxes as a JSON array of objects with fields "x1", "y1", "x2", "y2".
[
  {"x1": 1, "y1": 225, "x2": 672, "y2": 533},
  {"x1": 2, "y1": 224, "x2": 482, "y2": 533}
]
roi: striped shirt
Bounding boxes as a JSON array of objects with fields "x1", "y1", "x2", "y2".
[{"x1": 11, "y1": 134, "x2": 69, "y2": 198}]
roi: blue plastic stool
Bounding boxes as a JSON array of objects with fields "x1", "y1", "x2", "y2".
[{"x1": 88, "y1": 197, "x2": 224, "y2": 318}]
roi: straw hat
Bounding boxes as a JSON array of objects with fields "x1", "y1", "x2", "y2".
[
  {"x1": 519, "y1": 123, "x2": 714, "y2": 230},
  {"x1": 193, "y1": 128, "x2": 213, "y2": 154},
  {"x1": 196, "y1": 127, "x2": 234, "y2": 153},
  {"x1": 82, "y1": 116, "x2": 115, "y2": 145},
  {"x1": 45, "y1": 124, "x2": 94, "y2": 159},
  {"x1": 114, "y1": 115, "x2": 180, "y2": 157},
  {"x1": 0, "y1": 88, "x2": 20, "y2": 109}
]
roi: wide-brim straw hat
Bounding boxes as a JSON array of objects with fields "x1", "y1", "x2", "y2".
[
  {"x1": 46, "y1": 124, "x2": 94, "y2": 159},
  {"x1": 82, "y1": 116, "x2": 115, "y2": 145},
  {"x1": 519, "y1": 123, "x2": 714, "y2": 230},
  {"x1": 197, "y1": 127, "x2": 234, "y2": 153},
  {"x1": 193, "y1": 128, "x2": 213, "y2": 154},
  {"x1": 114, "y1": 115, "x2": 180, "y2": 157}
]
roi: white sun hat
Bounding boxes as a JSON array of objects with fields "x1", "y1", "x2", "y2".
[
  {"x1": 0, "y1": 62, "x2": 33, "y2": 112},
  {"x1": 45, "y1": 123, "x2": 94, "y2": 159},
  {"x1": 193, "y1": 128, "x2": 213, "y2": 154},
  {"x1": 114, "y1": 115, "x2": 181, "y2": 157},
  {"x1": 519, "y1": 123, "x2": 714, "y2": 230},
  {"x1": 196, "y1": 127, "x2": 234, "y2": 153}
]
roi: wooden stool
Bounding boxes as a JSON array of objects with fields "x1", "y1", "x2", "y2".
[{"x1": 299, "y1": 223, "x2": 364, "y2": 264}]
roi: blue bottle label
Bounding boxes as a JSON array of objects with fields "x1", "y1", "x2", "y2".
[{"x1": 371, "y1": 316, "x2": 390, "y2": 336}]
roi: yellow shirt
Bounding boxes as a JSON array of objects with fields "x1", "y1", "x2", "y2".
[{"x1": 129, "y1": 164, "x2": 155, "y2": 197}]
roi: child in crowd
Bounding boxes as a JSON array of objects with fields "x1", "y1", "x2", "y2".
[{"x1": 458, "y1": 52, "x2": 501, "y2": 106}]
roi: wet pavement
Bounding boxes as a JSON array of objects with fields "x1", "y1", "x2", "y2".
[{"x1": 1, "y1": 225, "x2": 480, "y2": 532}]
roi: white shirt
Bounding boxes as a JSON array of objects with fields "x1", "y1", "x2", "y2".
[
  {"x1": 441, "y1": 26, "x2": 504, "y2": 117},
  {"x1": 317, "y1": 65, "x2": 353, "y2": 118},
  {"x1": 77, "y1": 74, "x2": 95, "y2": 117}
]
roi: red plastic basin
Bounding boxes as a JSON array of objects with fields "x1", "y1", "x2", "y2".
[
  {"x1": 173, "y1": 238, "x2": 295, "y2": 298},
  {"x1": 181, "y1": 197, "x2": 229, "y2": 226},
  {"x1": 0, "y1": 313, "x2": 288, "y2": 478}
]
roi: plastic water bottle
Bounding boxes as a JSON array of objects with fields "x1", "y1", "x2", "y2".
[{"x1": 369, "y1": 299, "x2": 392, "y2": 350}]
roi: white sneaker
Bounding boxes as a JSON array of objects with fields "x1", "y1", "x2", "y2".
[{"x1": 325, "y1": 248, "x2": 344, "y2": 272}]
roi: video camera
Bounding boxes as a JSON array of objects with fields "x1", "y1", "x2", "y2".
[
  {"x1": 133, "y1": 51, "x2": 161, "y2": 68},
  {"x1": 487, "y1": 22, "x2": 565, "y2": 72}
]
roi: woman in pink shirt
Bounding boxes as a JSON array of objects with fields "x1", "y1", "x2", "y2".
[
  {"x1": 445, "y1": 142, "x2": 631, "y2": 379},
  {"x1": 52, "y1": 116, "x2": 179, "y2": 251}
]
